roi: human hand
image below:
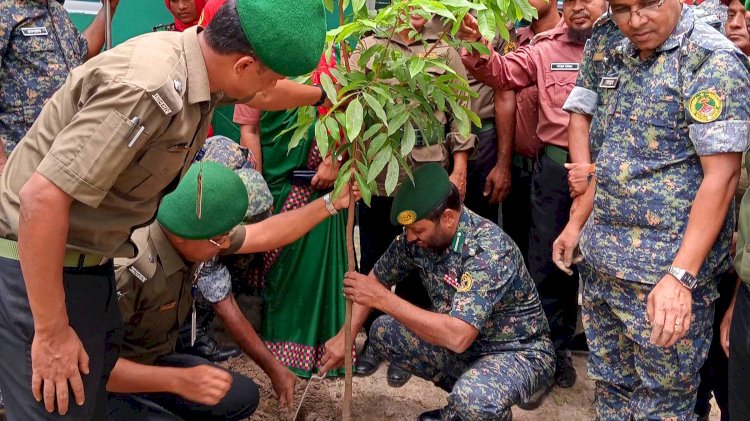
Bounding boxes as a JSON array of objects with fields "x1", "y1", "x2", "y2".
[
  {"x1": 457, "y1": 14, "x2": 482, "y2": 43},
  {"x1": 312, "y1": 156, "x2": 339, "y2": 190},
  {"x1": 175, "y1": 365, "x2": 233, "y2": 405},
  {"x1": 31, "y1": 326, "x2": 89, "y2": 415},
  {"x1": 318, "y1": 331, "x2": 346, "y2": 376},
  {"x1": 449, "y1": 171, "x2": 467, "y2": 200},
  {"x1": 647, "y1": 275, "x2": 693, "y2": 348},
  {"x1": 269, "y1": 365, "x2": 297, "y2": 409},
  {"x1": 552, "y1": 223, "x2": 584, "y2": 276},
  {"x1": 342, "y1": 271, "x2": 389, "y2": 309},
  {"x1": 564, "y1": 163, "x2": 592, "y2": 198},
  {"x1": 483, "y1": 163, "x2": 511, "y2": 204},
  {"x1": 332, "y1": 181, "x2": 360, "y2": 210},
  {"x1": 720, "y1": 297, "x2": 736, "y2": 357}
]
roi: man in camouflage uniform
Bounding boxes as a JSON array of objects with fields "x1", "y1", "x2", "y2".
[
  {"x1": 0, "y1": 0, "x2": 119, "y2": 164},
  {"x1": 321, "y1": 164, "x2": 555, "y2": 421},
  {"x1": 554, "y1": 2, "x2": 750, "y2": 419}
]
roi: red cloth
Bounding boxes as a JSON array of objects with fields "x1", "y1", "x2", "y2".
[
  {"x1": 197, "y1": 0, "x2": 225, "y2": 27},
  {"x1": 310, "y1": 49, "x2": 337, "y2": 116},
  {"x1": 164, "y1": 0, "x2": 208, "y2": 32},
  {"x1": 513, "y1": 26, "x2": 542, "y2": 158}
]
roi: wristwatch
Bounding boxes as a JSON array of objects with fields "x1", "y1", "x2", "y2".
[
  {"x1": 668, "y1": 266, "x2": 698, "y2": 290},
  {"x1": 323, "y1": 193, "x2": 338, "y2": 215},
  {"x1": 312, "y1": 84, "x2": 327, "y2": 107}
]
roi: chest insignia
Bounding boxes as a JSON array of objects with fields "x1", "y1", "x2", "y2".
[
  {"x1": 21, "y1": 27, "x2": 48, "y2": 37},
  {"x1": 443, "y1": 273, "x2": 460, "y2": 290},
  {"x1": 151, "y1": 93, "x2": 173, "y2": 115},
  {"x1": 688, "y1": 90, "x2": 723, "y2": 123},
  {"x1": 458, "y1": 273, "x2": 473, "y2": 292},
  {"x1": 128, "y1": 266, "x2": 148, "y2": 283},
  {"x1": 598, "y1": 76, "x2": 620, "y2": 89},
  {"x1": 550, "y1": 63, "x2": 580, "y2": 71}
]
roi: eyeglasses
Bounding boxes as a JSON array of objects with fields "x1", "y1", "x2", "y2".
[
  {"x1": 208, "y1": 235, "x2": 229, "y2": 248},
  {"x1": 608, "y1": 0, "x2": 665, "y2": 25}
]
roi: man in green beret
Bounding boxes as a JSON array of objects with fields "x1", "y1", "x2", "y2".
[
  {"x1": 0, "y1": 0, "x2": 326, "y2": 417},
  {"x1": 106, "y1": 161, "x2": 355, "y2": 420},
  {"x1": 320, "y1": 163, "x2": 555, "y2": 421}
]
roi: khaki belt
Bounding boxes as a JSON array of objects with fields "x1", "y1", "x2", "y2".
[
  {"x1": 543, "y1": 145, "x2": 569, "y2": 167},
  {"x1": 511, "y1": 154, "x2": 535, "y2": 172},
  {"x1": 0, "y1": 238, "x2": 108, "y2": 268}
]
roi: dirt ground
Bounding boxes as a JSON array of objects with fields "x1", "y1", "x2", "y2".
[{"x1": 223, "y1": 350, "x2": 722, "y2": 421}]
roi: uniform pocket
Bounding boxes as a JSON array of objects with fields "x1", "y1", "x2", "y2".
[
  {"x1": 543, "y1": 72, "x2": 576, "y2": 108},
  {"x1": 113, "y1": 148, "x2": 188, "y2": 200},
  {"x1": 12, "y1": 30, "x2": 55, "y2": 53}
]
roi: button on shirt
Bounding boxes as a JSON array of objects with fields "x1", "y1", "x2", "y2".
[
  {"x1": 0, "y1": 0, "x2": 88, "y2": 154},
  {"x1": 461, "y1": 19, "x2": 584, "y2": 149},
  {"x1": 579, "y1": 8, "x2": 750, "y2": 284},
  {"x1": 0, "y1": 27, "x2": 223, "y2": 258},
  {"x1": 373, "y1": 208, "x2": 549, "y2": 353}
]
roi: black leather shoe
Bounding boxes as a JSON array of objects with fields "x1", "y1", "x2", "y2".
[
  {"x1": 555, "y1": 354, "x2": 577, "y2": 388},
  {"x1": 180, "y1": 334, "x2": 242, "y2": 362},
  {"x1": 417, "y1": 409, "x2": 442, "y2": 421},
  {"x1": 354, "y1": 353, "x2": 381, "y2": 376},
  {"x1": 518, "y1": 377, "x2": 554, "y2": 410},
  {"x1": 387, "y1": 364, "x2": 412, "y2": 388}
]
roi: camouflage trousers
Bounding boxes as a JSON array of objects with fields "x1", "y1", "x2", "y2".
[
  {"x1": 369, "y1": 315, "x2": 555, "y2": 421},
  {"x1": 580, "y1": 262, "x2": 717, "y2": 421}
]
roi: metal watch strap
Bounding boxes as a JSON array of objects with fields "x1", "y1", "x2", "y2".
[
  {"x1": 668, "y1": 266, "x2": 697, "y2": 290},
  {"x1": 323, "y1": 193, "x2": 338, "y2": 215}
]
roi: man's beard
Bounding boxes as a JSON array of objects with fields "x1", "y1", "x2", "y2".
[{"x1": 568, "y1": 27, "x2": 594, "y2": 44}]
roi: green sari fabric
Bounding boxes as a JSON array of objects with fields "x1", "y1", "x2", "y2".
[{"x1": 259, "y1": 109, "x2": 348, "y2": 378}]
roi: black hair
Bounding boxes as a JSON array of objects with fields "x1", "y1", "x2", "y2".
[
  {"x1": 203, "y1": 0, "x2": 256, "y2": 57},
  {"x1": 425, "y1": 183, "x2": 462, "y2": 222}
]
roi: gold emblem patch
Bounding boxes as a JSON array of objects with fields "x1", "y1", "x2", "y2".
[
  {"x1": 502, "y1": 40, "x2": 518, "y2": 55},
  {"x1": 458, "y1": 273, "x2": 473, "y2": 292},
  {"x1": 689, "y1": 90, "x2": 723, "y2": 123},
  {"x1": 397, "y1": 210, "x2": 417, "y2": 226}
]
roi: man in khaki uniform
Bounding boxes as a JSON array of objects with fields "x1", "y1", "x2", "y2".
[
  {"x1": 0, "y1": 0, "x2": 326, "y2": 419},
  {"x1": 353, "y1": 12, "x2": 476, "y2": 387},
  {"x1": 107, "y1": 162, "x2": 355, "y2": 420}
]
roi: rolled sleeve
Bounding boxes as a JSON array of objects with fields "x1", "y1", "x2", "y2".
[
  {"x1": 685, "y1": 49, "x2": 750, "y2": 156},
  {"x1": 37, "y1": 81, "x2": 165, "y2": 208},
  {"x1": 689, "y1": 121, "x2": 749, "y2": 155},
  {"x1": 372, "y1": 233, "x2": 416, "y2": 288},
  {"x1": 461, "y1": 43, "x2": 537, "y2": 91},
  {"x1": 233, "y1": 104, "x2": 261, "y2": 125},
  {"x1": 563, "y1": 86, "x2": 599, "y2": 116},
  {"x1": 197, "y1": 263, "x2": 232, "y2": 303}
]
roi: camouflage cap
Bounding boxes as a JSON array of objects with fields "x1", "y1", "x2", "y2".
[
  {"x1": 200, "y1": 135, "x2": 248, "y2": 170},
  {"x1": 235, "y1": 168, "x2": 273, "y2": 223}
]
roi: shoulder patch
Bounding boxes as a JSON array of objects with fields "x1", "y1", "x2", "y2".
[{"x1": 689, "y1": 90, "x2": 723, "y2": 123}]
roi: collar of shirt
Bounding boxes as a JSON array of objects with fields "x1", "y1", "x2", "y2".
[
  {"x1": 149, "y1": 223, "x2": 187, "y2": 278},
  {"x1": 619, "y1": 6, "x2": 695, "y2": 60},
  {"x1": 182, "y1": 26, "x2": 212, "y2": 105},
  {"x1": 447, "y1": 208, "x2": 479, "y2": 257}
]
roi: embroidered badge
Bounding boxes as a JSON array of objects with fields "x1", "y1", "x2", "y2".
[
  {"x1": 444, "y1": 273, "x2": 460, "y2": 290},
  {"x1": 502, "y1": 40, "x2": 518, "y2": 55},
  {"x1": 458, "y1": 273, "x2": 473, "y2": 292},
  {"x1": 689, "y1": 90, "x2": 723, "y2": 123},
  {"x1": 397, "y1": 210, "x2": 417, "y2": 225}
]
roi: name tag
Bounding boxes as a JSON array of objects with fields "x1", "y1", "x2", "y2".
[
  {"x1": 598, "y1": 76, "x2": 620, "y2": 89},
  {"x1": 21, "y1": 27, "x2": 48, "y2": 37},
  {"x1": 550, "y1": 63, "x2": 580, "y2": 71},
  {"x1": 128, "y1": 266, "x2": 148, "y2": 283},
  {"x1": 159, "y1": 301, "x2": 177, "y2": 312}
]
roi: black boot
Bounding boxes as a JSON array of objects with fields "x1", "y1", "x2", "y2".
[
  {"x1": 387, "y1": 364, "x2": 412, "y2": 388},
  {"x1": 418, "y1": 409, "x2": 442, "y2": 421},
  {"x1": 354, "y1": 344, "x2": 382, "y2": 377},
  {"x1": 555, "y1": 352, "x2": 577, "y2": 388},
  {"x1": 518, "y1": 376, "x2": 554, "y2": 410},
  {"x1": 176, "y1": 300, "x2": 241, "y2": 362}
]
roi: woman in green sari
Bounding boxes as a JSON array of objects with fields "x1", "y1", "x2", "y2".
[{"x1": 249, "y1": 52, "x2": 348, "y2": 379}]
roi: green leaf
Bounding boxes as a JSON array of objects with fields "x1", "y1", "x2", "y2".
[
  {"x1": 328, "y1": 68, "x2": 349, "y2": 86},
  {"x1": 420, "y1": 1, "x2": 455, "y2": 20},
  {"x1": 319, "y1": 73, "x2": 338, "y2": 106},
  {"x1": 441, "y1": 0, "x2": 486, "y2": 9},
  {"x1": 387, "y1": 110, "x2": 410, "y2": 136},
  {"x1": 408, "y1": 59, "x2": 426, "y2": 79},
  {"x1": 354, "y1": 172, "x2": 372, "y2": 207},
  {"x1": 324, "y1": 116, "x2": 341, "y2": 141},
  {"x1": 470, "y1": 41, "x2": 491, "y2": 56},
  {"x1": 368, "y1": 132, "x2": 389, "y2": 159},
  {"x1": 400, "y1": 122, "x2": 416, "y2": 157},
  {"x1": 362, "y1": 92, "x2": 388, "y2": 126},
  {"x1": 332, "y1": 168, "x2": 353, "y2": 203},
  {"x1": 315, "y1": 120, "x2": 330, "y2": 157},
  {"x1": 352, "y1": 0, "x2": 366, "y2": 13},
  {"x1": 384, "y1": 155, "x2": 400, "y2": 196},
  {"x1": 395, "y1": 151, "x2": 414, "y2": 184},
  {"x1": 345, "y1": 98, "x2": 364, "y2": 141},
  {"x1": 362, "y1": 123, "x2": 384, "y2": 143},
  {"x1": 322, "y1": 0, "x2": 334, "y2": 12},
  {"x1": 368, "y1": 146, "x2": 391, "y2": 183},
  {"x1": 477, "y1": 9, "x2": 497, "y2": 43},
  {"x1": 287, "y1": 122, "x2": 312, "y2": 152}
]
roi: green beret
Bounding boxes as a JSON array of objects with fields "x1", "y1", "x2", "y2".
[
  {"x1": 235, "y1": 0, "x2": 326, "y2": 77},
  {"x1": 158, "y1": 162, "x2": 249, "y2": 239},
  {"x1": 390, "y1": 163, "x2": 451, "y2": 226}
]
